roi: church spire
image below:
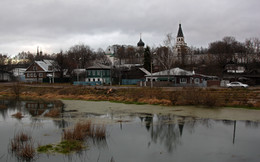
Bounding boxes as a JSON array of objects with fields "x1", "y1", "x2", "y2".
[{"x1": 177, "y1": 24, "x2": 184, "y2": 38}]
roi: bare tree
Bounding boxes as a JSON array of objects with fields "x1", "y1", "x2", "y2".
[
  {"x1": 94, "y1": 48, "x2": 111, "y2": 65},
  {"x1": 154, "y1": 33, "x2": 176, "y2": 81},
  {"x1": 67, "y1": 44, "x2": 94, "y2": 69}
]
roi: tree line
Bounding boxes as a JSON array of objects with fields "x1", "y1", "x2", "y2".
[{"x1": 1, "y1": 35, "x2": 260, "y2": 77}]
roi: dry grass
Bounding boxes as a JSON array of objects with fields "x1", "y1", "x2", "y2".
[
  {"x1": 1, "y1": 84, "x2": 259, "y2": 108},
  {"x1": 44, "y1": 108, "x2": 60, "y2": 117},
  {"x1": 10, "y1": 131, "x2": 36, "y2": 161},
  {"x1": 63, "y1": 121, "x2": 92, "y2": 141},
  {"x1": 94, "y1": 125, "x2": 106, "y2": 139},
  {"x1": 12, "y1": 82, "x2": 21, "y2": 97},
  {"x1": 12, "y1": 112, "x2": 23, "y2": 119},
  {"x1": 15, "y1": 131, "x2": 31, "y2": 143},
  {"x1": 62, "y1": 121, "x2": 106, "y2": 141},
  {"x1": 18, "y1": 142, "x2": 36, "y2": 160}
]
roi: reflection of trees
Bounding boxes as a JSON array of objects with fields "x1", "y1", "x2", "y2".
[
  {"x1": 245, "y1": 121, "x2": 259, "y2": 128},
  {"x1": 0, "y1": 99, "x2": 19, "y2": 119},
  {"x1": 91, "y1": 137, "x2": 108, "y2": 150},
  {"x1": 184, "y1": 118, "x2": 212, "y2": 134},
  {"x1": 147, "y1": 115, "x2": 215, "y2": 153},
  {"x1": 222, "y1": 120, "x2": 234, "y2": 125},
  {"x1": 52, "y1": 119, "x2": 69, "y2": 129},
  {"x1": 150, "y1": 115, "x2": 181, "y2": 153},
  {"x1": 52, "y1": 105, "x2": 69, "y2": 129},
  {"x1": 139, "y1": 113, "x2": 153, "y2": 131}
]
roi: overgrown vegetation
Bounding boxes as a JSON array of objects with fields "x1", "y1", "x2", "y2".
[
  {"x1": 9, "y1": 131, "x2": 36, "y2": 161},
  {"x1": 38, "y1": 121, "x2": 106, "y2": 154}
]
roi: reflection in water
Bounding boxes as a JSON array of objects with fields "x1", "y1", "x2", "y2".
[
  {"x1": 1, "y1": 99, "x2": 260, "y2": 162},
  {"x1": 245, "y1": 120, "x2": 259, "y2": 128},
  {"x1": 149, "y1": 115, "x2": 181, "y2": 153},
  {"x1": 0, "y1": 99, "x2": 20, "y2": 119}
]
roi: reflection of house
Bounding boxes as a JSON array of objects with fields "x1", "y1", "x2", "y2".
[
  {"x1": 24, "y1": 60, "x2": 60, "y2": 83},
  {"x1": 145, "y1": 67, "x2": 218, "y2": 87},
  {"x1": 26, "y1": 102, "x2": 50, "y2": 116}
]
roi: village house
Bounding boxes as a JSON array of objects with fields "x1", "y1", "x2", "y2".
[
  {"x1": 24, "y1": 60, "x2": 60, "y2": 83},
  {"x1": 144, "y1": 67, "x2": 218, "y2": 87},
  {"x1": 223, "y1": 61, "x2": 260, "y2": 85},
  {"x1": 74, "y1": 63, "x2": 111, "y2": 86},
  {"x1": 121, "y1": 66, "x2": 149, "y2": 85}
]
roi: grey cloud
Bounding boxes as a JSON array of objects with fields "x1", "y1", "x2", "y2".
[{"x1": 0, "y1": 0, "x2": 259, "y2": 55}]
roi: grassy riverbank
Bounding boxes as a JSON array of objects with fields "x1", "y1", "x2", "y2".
[{"x1": 0, "y1": 83, "x2": 260, "y2": 108}]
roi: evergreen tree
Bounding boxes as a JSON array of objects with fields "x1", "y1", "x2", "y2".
[{"x1": 143, "y1": 46, "x2": 151, "y2": 72}]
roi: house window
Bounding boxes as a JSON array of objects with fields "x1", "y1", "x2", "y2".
[
  {"x1": 88, "y1": 71, "x2": 91, "y2": 76},
  {"x1": 33, "y1": 66, "x2": 37, "y2": 70},
  {"x1": 39, "y1": 73, "x2": 43, "y2": 77},
  {"x1": 194, "y1": 78, "x2": 200, "y2": 84},
  {"x1": 97, "y1": 70, "x2": 100, "y2": 76},
  {"x1": 34, "y1": 73, "x2": 37, "y2": 77},
  {"x1": 30, "y1": 73, "x2": 33, "y2": 77},
  {"x1": 180, "y1": 78, "x2": 187, "y2": 84}
]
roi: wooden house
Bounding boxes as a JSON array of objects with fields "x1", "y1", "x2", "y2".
[{"x1": 24, "y1": 60, "x2": 60, "y2": 83}]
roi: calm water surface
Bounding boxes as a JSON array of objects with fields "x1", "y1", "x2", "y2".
[{"x1": 0, "y1": 99, "x2": 260, "y2": 162}]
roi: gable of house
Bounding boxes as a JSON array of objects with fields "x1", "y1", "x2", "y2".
[{"x1": 26, "y1": 62, "x2": 45, "y2": 72}]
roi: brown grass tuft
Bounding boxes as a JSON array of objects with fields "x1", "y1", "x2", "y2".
[
  {"x1": 94, "y1": 125, "x2": 106, "y2": 139},
  {"x1": 10, "y1": 131, "x2": 35, "y2": 161},
  {"x1": 18, "y1": 142, "x2": 36, "y2": 160},
  {"x1": 12, "y1": 112, "x2": 23, "y2": 119},
  {"x1": 62, "y1": 121, "x2": 106, "y2": 142}
]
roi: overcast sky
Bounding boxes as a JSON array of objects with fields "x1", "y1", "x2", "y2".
[{"x1": 0, "y1": 0, "x2": 259, "y2": 56}]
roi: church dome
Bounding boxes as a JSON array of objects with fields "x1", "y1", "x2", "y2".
[{"x1": 137, "y1": 38, "x2": 145, "y2": 47}]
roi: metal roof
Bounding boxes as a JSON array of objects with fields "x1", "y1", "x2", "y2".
[
  {"x1": 146, "y1": 67, "x2": 193, "y2": 77},
  {"x1": 87, "y1": 63, "x2": 111, "y2": 70}
]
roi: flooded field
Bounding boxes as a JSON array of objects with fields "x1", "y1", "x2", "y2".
[{"x1": 1, "y1": 99, "x2": 260, "y2": 162}]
